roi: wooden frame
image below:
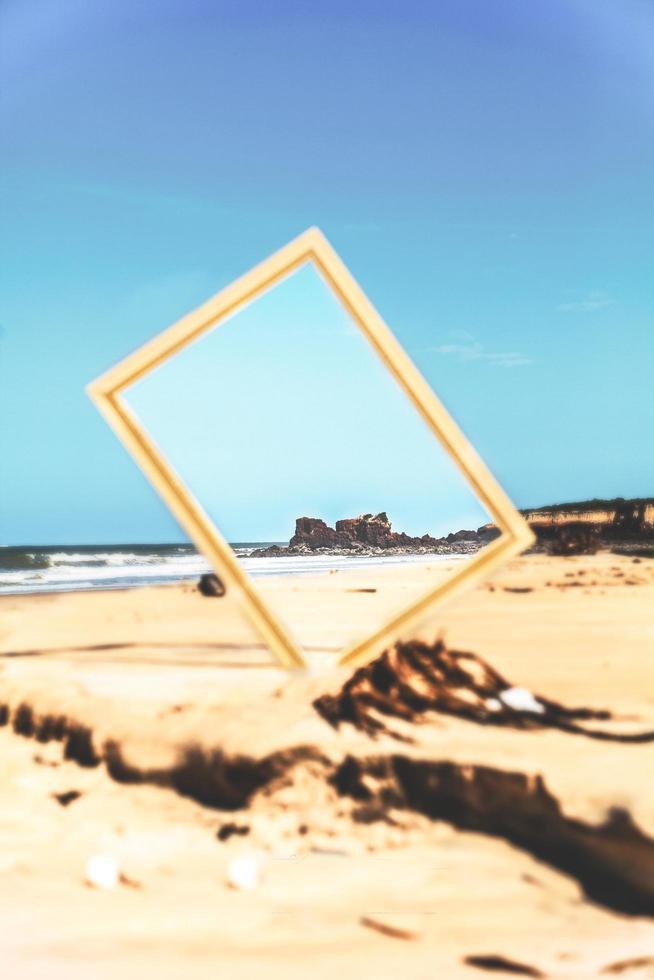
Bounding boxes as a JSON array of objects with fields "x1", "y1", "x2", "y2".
[{"x1": 87, "y1": 227, "x2": 534, "y2": 670}]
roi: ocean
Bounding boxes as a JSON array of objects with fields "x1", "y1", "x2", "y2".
[{"x1": 0, "y1": 543, "x2": 448, "y2": 595}]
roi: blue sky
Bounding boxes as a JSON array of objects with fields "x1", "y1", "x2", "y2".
[
  {"x1": 126, "y1": 263, "x2": 490, "y2": 540},
  {"x1": 1, "y1": 0, "x2": 653, "y2": 544}
]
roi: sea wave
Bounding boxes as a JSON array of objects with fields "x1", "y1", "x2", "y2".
[
  {"x1": 0, "y1": 551, "x2": 51, "y2": 571},
  {"x1": 0, "y1": 544, "x2": 454, "y2": 595},
  {"x1": 0, "y1": 545, "x2": 209, "y2": 594}
]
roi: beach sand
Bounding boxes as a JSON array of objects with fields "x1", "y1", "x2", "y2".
[{"x1": 1, "y1": 552, "x2": 654, "y2": 978}]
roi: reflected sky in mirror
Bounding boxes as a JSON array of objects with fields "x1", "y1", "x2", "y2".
[{"x1": 125, "y1": 262, "x2": 489, "y2": 545}]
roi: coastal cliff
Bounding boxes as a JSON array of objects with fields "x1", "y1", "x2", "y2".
[
  {"x1": 522, "y1": 497, "x2": 654, "y2": 531},
  {"x1": 521, "y1": 497, "x2": 654, "y2": 555}
]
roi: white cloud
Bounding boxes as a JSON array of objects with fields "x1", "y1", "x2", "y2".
[
  {"x1": 430, "y1": 340, "x2": 532, "y2": 369},
  {"x1": 557, "y1": 292, "x2": 615, "y2": 313}
]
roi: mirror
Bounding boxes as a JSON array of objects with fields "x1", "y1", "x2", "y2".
[{"x1": 121, "y1": 261, "x2": 496, "y2": 662}]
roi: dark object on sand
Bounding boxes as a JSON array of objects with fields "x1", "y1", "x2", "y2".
[
  {"x1": 51, "y1": 789, "x2": 82, "y2": 807},
  {"x1": 464, "y1": 954, "x2": 544, "y2": 977},
  {"x1": 360, "y1": 914, "x2": 420, "y2": 941},
  {"x1": 198, "y1": 573, "x2": 226, "y2": 597},
  {"x1": 217, "y1": 822, "x2": 250, "y2": 841},
  {"x1": 601, "y1": 956, "x2": 654, "y2": 975}
]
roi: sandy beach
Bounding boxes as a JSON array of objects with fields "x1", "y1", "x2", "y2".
[
  {"x1": 2, "y1": 552, "x2": 654, "y2": 978},
  {"x1": 6, "y1": 0, "x2": 654, "y2": 976}
]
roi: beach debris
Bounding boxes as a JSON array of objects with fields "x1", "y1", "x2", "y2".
[
  {"x1": 360, "y1": 913, "x2": 421, "y2": 940},
  {"x1": 217, "y1": 822, "x2": 250, "y2": 842},
  {"x1": 226, "y1": 853, "x2": 261, "y2": 891},
  {"x1": 499, "y1": 687, "x2": 545, "y2": 715},
  {"x1": 601, "y1": 955, "x2": 654, "y2": 974},
  {"x1": 85, "y1": 854, "x2": 119, "y2": 890},
  {"x1": 314, "y1": 638, "x2": 551, "y2": 738},
  {"x1": 315, "y1": 638, "x2": 511, "y2": 737},
  {"x1": 52, "y1": 789, "x2": 82, "y2": 807},
  {"x1": 198, "y1": 573, "x2": 226, "y2": 597},
  {"x1": 34, "y1": 754, "x2": 60, "y2": 768},
  {"x1": 118, "y1": 871, "x2": 142, "y2": 890},
  {"x1": 464, "y1": 953, "x2": 544, "y2": 976},
  {"x1": 314, "y1": 637, "x2": 653, "y2": 743}
]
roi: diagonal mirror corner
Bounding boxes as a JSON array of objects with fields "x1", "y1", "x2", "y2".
[{"x1": 87, "y1": 227, "x2": 534, "y2": 673}]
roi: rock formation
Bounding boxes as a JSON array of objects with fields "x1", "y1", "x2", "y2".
[
  {"x1": 250, "y1": 512, "x2": 498, "y2": 558},
  {"x1": 522, "y1": 497, "x2": 654, "y2": 534}
]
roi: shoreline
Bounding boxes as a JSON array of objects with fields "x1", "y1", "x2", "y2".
[{"x1": 0, "y1": 547, "x2": 464, "y2": 598}]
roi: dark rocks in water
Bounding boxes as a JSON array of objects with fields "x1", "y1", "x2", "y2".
[
  {"x1": 197, "y1": 573, "x2": 226, "y2": 597},
  {"x1": 446, "y1": 529, "x2": 479, "y2": 543},
  {"x1": 250, "y1": 512, "x2": 492, "y2": 558},
  {"x1": 252, "y1": 544, "x2": 288, "y2": 557},
  {"x1": 463, "y1": 954, "x2": 544, "y2": 977}
]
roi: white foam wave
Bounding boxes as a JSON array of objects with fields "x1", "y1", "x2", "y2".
[
  {"x1": 46, "y1": 551, "x2": 199, "y2": 567},
  {"x1": 0, "y1": 548, "x2": 458, "y2": 595}
]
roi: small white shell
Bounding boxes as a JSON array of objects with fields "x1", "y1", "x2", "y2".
[
  {"x1": 226, "y1": 854, "x2": 261, "y2": 891},
  {"x1": 500, "y1": 687, "x2": 545, "y2": 715},
  {"x1": 85, "y1": 854, "x2": 119, "y2": 890}
]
